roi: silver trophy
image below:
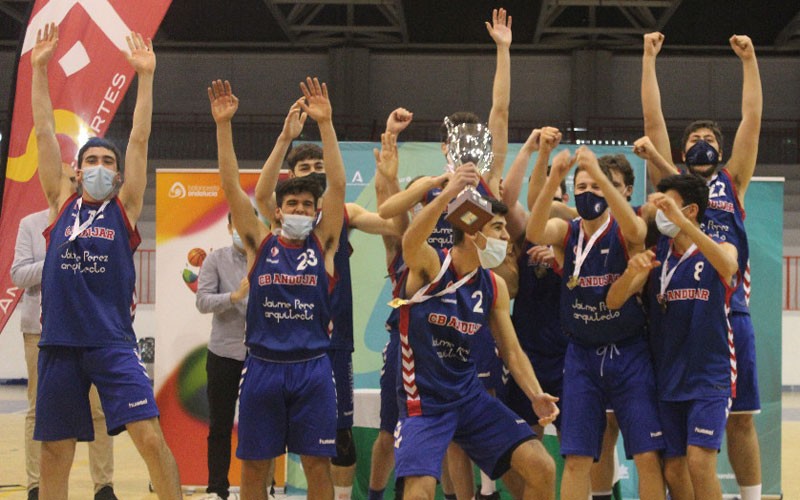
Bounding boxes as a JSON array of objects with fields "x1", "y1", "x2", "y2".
[{"x1": 443, "y1": 116, "x2": 495, "y2": 234}]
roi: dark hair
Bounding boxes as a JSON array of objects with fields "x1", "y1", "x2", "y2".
[
  {"x1": 656, "y1": 174, "x2": 709, "y2": 222},
  {"x1": 275, "y1": 176, "x2": 323, "y2": 207},
  {"x1": 573, "y1": 161, "x2": 612, "y2": 186},
  {"x1": 77, "y1": 137, "x2": 123, "y2": 175},
  {"x1": 452, "y1": 196, "x2": 508, "y2": 245},
  {"x1": 680, "y1": 120, "x2": 724, "y2": 153},
  {"x1": 440, "y1": 111, "x2": 481, "y2": 143},
  {"x1": 286, "y1": 143, "x2": 323, "y2": 171},
  {"x1": 599, "y1": 154, "x2": 634, "y2": 197}
]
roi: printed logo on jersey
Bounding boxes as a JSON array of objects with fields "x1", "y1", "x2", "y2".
[{"x1": 427, "y1": 313, "x2": 482, "y2": 335}]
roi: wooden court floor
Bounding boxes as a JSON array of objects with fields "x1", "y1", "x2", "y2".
[{"x1": 1, "y1": 386, "x2": 799, "y2": 499}]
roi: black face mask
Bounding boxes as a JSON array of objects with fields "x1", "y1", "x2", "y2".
[
  {"x1": 685, "y1": 140, "x2": 720, "y2": 169},
  {"x1": 306, "y1": 172, "x2": 327, "y2": 192}
]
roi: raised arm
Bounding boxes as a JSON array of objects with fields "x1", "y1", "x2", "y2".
[
  {"x1": 725, "y1": 35, "x2": 762, "y2": 200},
  {"x1": 374, "y1": 131, "x2": 407, "y2": 265},
  {"x1": 641, "y1": 32, "x2": 673, "y2": 188},
  {"x1": 301, "y1": 78, "x2": 345, "y2": 256},
  {"x1": 490, "y1": 275, "x2": 559, "y2": 426},
  {"x1": 402, "y1": 167, "x2": 478, "y2": 294},
  {"x1": 503, "y1": 129, "x2": 540, "y2": 210},
  {"x1": 484, "y1": 8, "x2": 512, "y2": 194},
  {"x1": 254, "y1": 99, "x2": 307, "y2": 225},
  {"x1": 209, "y1": 80, "x2": 266, "y2": 255},
  {"x1": 526, "y1": 150, "x2": 572, "y2": 249},
  {"x1": 652, "y1": 193, "x2": 739, "y2": 280},
  {"x1": 31, "y1": 23, "x2": 67, "y2": 216},
  {"x1": 606, "y1": 249, "x2": 658, "y2": 310},
  {"x1": 526, "y1": 127, "x2": 562, "y2": 210},
  {"x1": 633, "y1": 135, "x2": 678, "y2": 181},
  {"x1": 576, "y1": 147, "x2": 646, "y2": 250},
  {"x1": 118, "y1": 32, "x2": 156, "y2": 227},
  {"x1": 378, "y1": 173, "x2": 449, "y2": 219}
]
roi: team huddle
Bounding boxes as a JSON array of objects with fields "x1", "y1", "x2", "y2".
[{"x1": 21, "y1": 6, "x2": 763, "y2": 500}]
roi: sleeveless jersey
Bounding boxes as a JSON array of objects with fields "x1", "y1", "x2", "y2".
[
  {"x1": 648, "y1": 235, "x2": 737, "y2": 401},
  {"x1": 512, "y1": 241, "x2": 568, "y2": 357},
  {"x1": 384, "y1": 252, "x2": 408, "y2": 337},
  {"x1": 41, "y1": 194, "x2": 140, "y2": 347},
  {"x1": 702, "y1": 168, "x2": 749, "y2": 312},
  {"x1": 424, "y1": 178, "x2": 494, "y2": 251},
  {"x1": 397, "y1": 250, "x2": 495, "y2": 416},
  {"x1": 329, "y1": 207, "x2": 354, "y2": 351},
  {"x1": 246, "y1": 232, "x2": 332, "y2": 360},
  {"x1": 559, "y1": 217, "x2": 646, "y2": 346}
]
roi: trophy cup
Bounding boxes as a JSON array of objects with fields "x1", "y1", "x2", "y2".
[{"x1": 443, "y1": 116, "x2": 495, "y2": 234}]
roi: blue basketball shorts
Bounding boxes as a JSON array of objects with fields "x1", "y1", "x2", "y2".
[
  {"x1": 328, "y1": 349, "x2": 355, "y2": 429},
  {"x1": 394, "y1": 390, "x2": 534, "y2": 481},
  {"x1": 35, "y1": 345, "x2": 159, "y2": 441},
  {"x1": 503, "y1": 350, "x2": 564, "y2": 430},
  {"x1": 729, "y1": 311, "x2": 760, "y2": 413},
  {"x1": 559, "y1": 339, "x2": 664, "y2": 460},
  {"x1": 659, "y1": 397, "x2": 730, "y2": 458},
  {"x1": 236, "y1": 354, "x2": 337, "y2": 460},
  {"x1": 379, "y1": 337, "x2": 400, "y2": 433}
]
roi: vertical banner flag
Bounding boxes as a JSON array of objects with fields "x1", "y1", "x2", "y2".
[{"x1": 0, "y1": 0, "x2": 172, "y2": 334}]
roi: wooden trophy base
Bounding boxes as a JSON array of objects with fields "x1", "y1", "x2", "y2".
[{"x1": 446, "y1": 189, "x2": 494, "y2": 234}]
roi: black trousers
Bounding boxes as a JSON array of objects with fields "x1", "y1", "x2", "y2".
[{"x1": 206, "y1": 350, "x2": 244, "y2": 497}]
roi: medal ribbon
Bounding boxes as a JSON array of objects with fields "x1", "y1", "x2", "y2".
[
  {"x1": 659, "y1": 243, "x2": 698, "y2": 303},
  {"x1": 69, "y1": 198, "x2": 110, "y2": 242},
  {"x1": 571, "y1": 215, "x2": 611, "y2": 285},
  {"x1": 388, "y1": 251, "x2": 477, "y2": 308}
]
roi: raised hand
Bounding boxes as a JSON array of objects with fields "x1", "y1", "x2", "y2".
[
  {"x1": 632, "y1": 136, "x2": 657, "y2": 160},
  {"x1": 125, "y1": 32, "x2": 156, "y2": 75},
  {"x1": 374, "y1": 132, "x2": 398, "y2": 179},
  {"x1": 298, "y1": 77, "x2": 332, "y2": 123},
  {"x1": 550, "y1": 149, "x2": 576, "y2": 180},
  {"x1": 539, "y1": 126, "x2": 562, "y2": 155},
  {"x1": 445, "y1": 164, "x2": 481, "y2": 196},
  {"x1": 527, "y1": 244, "x2": 556, "y2": 267},
  {"x1": 730, "y1": 34, "x2": 755, "y2": 61},
  {"x1": 485, "y1": 8, "x2": 512, "y2": 48},
  {"x1": 282, "y1": 98, "x2": 307, "y2": 140},
  {"x1": 522, "y1": 128, "x2": 542, "y2": 153},
  {"x1": 532, "y1": 393, "x2": 560, "y2": 427},
  {"x1": 386, "y1": 107, "x2": 413, "y2": 135},
  {"x1": 32, "y1": 22, "x2": 58, "y2": 69},
  {"x1": 643, "y1": 32, "x2": 664, "y2": 57},
  {"x1": 208, "y1": 80, "x2": 239, "y2": 124},
  {"x1": 651, "y1": 192, "x2": 687, "y2": 225},
  {"x1": 575, "y1": 146, "x2": 601, "y2": 178}
]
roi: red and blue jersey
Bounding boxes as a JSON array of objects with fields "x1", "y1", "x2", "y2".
[
  {"x1": 424, "y1": 178, "x2": 494, "y2": 251},
  {"x1": 648, "y1": 235, "x2": 737, "y2": 401},
  {"x1": 702, "y1": 169, "x2": 749, "y2": 312},
  {"x1": 246, "y1": 232, "x2": 333, "y2": 361},
  {"x1": 41, "y1": 194, "x2": 140, "y2": 347},
  {"x1": 397, "y1": 250, "x2": 495, "y2": 417},
  {"x1": 385, "y1": 252, "x2": 408, "y2": 338},
  {"x1": 512, "y1": 240, "x2": 568, "y2": 357},
  {"x1": 330, "y1": 207, "x2": 354, "y2": 351},
  {"x1": 559, "y1": 217, "x2": 646, "y2": 346}
]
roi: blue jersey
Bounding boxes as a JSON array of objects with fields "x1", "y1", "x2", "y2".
[
  {"x1": 702, "y1": 169, "x2": 749, "y2": 312},
  {"x1": 329, "y1": 208, "x2": 354, "y2": 351},
  {"x1": 385, "y1": 252, "x2": 408, "y2": 337},
  {"x1": 559, "y1": 217, "x2": 646, "y2": 346},
  {"x1": 41, "y1": 194, "x2": 140, "y2": 348},
  {"x1": 512, "y1": 241, "x2": 567, "y2": 357},
  {"x1": 397, "y1": 250, "x2": 494, "y2": 416},
  {"x1": 246, "y1": 232, "x2": 332, "y2": 360},
  {"x1": 424, "y1": 178, "x2": 494, "y2": 251},
  {"x1": 648, "y1": 235, "x2": 737, "y2": 401}
]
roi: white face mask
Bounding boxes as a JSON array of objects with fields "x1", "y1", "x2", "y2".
[
  {"x1": 281, "y1": 213, "x2": 315, "y2": 240},
  {"x1": 655, "y1": 206, "x2": 691, "y2": 238},
  {"x1": 81, "y1": 166, "x2": 118, "y2": 201},
  {"x1": 476, "y1": 233, "x2": 508, "y2": 269}
]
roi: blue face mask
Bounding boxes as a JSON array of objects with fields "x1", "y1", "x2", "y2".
[
  {"x1": 574, "y1": 191, "x2": 608, "y2": 220},
  {"x1": 684, "y1": 140, "x2": 720, "y2": 169},
  {"x1": 81, "y1": 166, "x2": 118, "y2": 201}
]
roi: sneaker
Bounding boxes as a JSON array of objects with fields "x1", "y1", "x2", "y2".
[
  {"x1": 94, "y1": 486, "x2": 118, "y2": 500},
  {"x1": 27, "y1": 487, "x2": 39, "y2": 500},
  {"x1": 475, "y1": 493, "x2": 500, "y2": 500}
]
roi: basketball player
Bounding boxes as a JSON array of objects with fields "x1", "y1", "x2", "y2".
[
  {"x1": 641, "y1": 31, "x2": 763, "y2": 500},
  {"x1": 31, "y1": 23, "x2": 181, "y2": 500}
]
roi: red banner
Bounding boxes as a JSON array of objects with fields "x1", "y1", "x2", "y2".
[{"x1": 0, "y1": 0, "x2": 172, "y2": 333}]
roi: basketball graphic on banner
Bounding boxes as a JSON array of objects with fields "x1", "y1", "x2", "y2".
[{"x1": 187, "y1": 247, "x2": 206, "y2": 267}]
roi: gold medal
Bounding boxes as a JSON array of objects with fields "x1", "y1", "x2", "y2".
[
  {"x1": 567, "y1": 275, "x2": 579, "y2": 289},
  {"x1": 387, "y1": 297, "x2": 409, "y2": 309},
  {"x1": 534, "y1": 266, "x2": 547, "y2": 279},
  {"x1": 657, "y1": 294, "x2": 667, "y2": 313}
]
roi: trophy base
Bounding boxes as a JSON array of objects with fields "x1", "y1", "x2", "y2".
[{"x1": 446, "y1": 190, "x2": 494, "y2": 235}]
